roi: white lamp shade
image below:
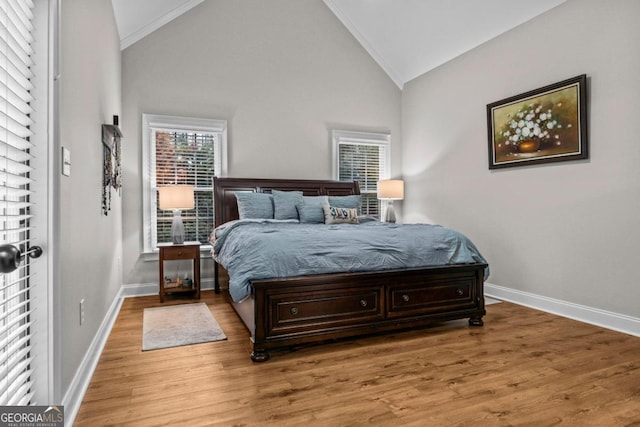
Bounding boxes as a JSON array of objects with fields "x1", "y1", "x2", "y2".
[
  {"x1": 377, "y1": 180, "x2": 404, "y2": 200},
  {"x1": 158, "y1": 185, "x2": 195, "y2": 210}
]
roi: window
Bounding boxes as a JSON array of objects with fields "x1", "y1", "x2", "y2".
[
  {"x1": 332, "y1": 130, "x2": 390, "y2": 216},
  {"x1": 142, "y1": 114, "x2": 227, "y2": 252}
]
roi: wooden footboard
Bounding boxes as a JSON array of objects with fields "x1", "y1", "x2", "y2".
[{"x1": 247, "y1": 263, "x2": 486, "y2": 362}]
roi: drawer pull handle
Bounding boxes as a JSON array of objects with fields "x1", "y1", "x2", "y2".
[
  {"x1": 178, "y1": 251, "x2": 183, "y2": 256},
  {"x1": 402, "y1": 294, "x2": 410, "y2": 302},
  {"x1": 290, "y1": 307, "x2": 298, "y2": 315},
  {"x1": 360, "y1": 299, "x2": 367, "y2": 308},
  {"x1": 456, "y1": 288, "x2": 464, "y2": 296}
]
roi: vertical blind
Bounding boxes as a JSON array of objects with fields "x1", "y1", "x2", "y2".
[
  {"x1": 153, "y1": 129, "x2": 216, "y2": 245},
  {"x1": 0, "y1": 0, "x2": 36, "y2": 405},
  {"x1": 336, "y1": 133, "x2": 389, "y2": 216}
]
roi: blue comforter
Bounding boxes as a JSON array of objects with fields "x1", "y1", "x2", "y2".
[{"x1": 212, "y1": 220, "x2": 489, "y2": 302}]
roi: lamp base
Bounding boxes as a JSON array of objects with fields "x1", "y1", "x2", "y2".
[
  {"x1": 383, "y1": 202, "x2": 396, "y2": 224},
  {"x1": 171, "y1": 210, "x2": 186, "y2": 244}
]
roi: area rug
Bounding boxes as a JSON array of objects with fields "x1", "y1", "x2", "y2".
[{"x1": 142, "y1": 302, "x2": 226, "y2": 351}]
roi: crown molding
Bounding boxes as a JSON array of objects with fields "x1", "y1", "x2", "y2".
[{"x1": 120, "y1": 0, "x2": 204, "y2": 50}]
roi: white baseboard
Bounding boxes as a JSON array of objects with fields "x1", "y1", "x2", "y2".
[
  {"x1": 120, "y1": 282, "x2": 158, "y2": 297},
  {"x1": 62, "y1": 278, "x2": 220, "y2": 424},
  {"x1": 62, "y1": 287, "x2": 125, "y2": 426},
  {"x1": 120, "y1": 278, "x2": 217, "y2": 298},
  {"x1": 485, "y1": 282, "x2": 640, "y2": 338}
]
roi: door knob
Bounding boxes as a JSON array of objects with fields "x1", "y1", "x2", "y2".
[{"x1": 0, "y1": 244, "x2": 43, "y2": 274}]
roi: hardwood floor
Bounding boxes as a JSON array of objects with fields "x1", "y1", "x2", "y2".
[{"x1": 74, "y1": 291, "x2": 640, "y2": 426}]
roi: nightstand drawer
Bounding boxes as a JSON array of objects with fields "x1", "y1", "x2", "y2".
[{"x1": 160, "y1": 245, "x2": 198, "y2": 260}]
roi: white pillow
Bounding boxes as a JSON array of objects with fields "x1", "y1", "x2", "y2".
[{"x1": 323, "y1": 205, "x2": 359, "y2": 224}]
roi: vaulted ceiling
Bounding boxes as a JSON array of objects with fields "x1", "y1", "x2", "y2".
[{"x1": 111, "y1": 0, "x2": 566, "y2": 88}]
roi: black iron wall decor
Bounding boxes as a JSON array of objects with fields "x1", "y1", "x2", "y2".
[{"x1": 102, "y1": 115, "x2": 123, "y2": 215}]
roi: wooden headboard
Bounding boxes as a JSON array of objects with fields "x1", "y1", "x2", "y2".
[{"x1": 213, "y1": 177, "x2": 361, "y2": 227}]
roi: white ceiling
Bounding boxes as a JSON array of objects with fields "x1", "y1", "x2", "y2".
[
  {"x1": 111, "y1": 0, "x2": 566, "y2": 88},
  {"x1": 111, "y1": 0, "x2": 204, "y2": 50},
  {"x1": 324, "y1": 0, "x2": 566, "y2": 87}
]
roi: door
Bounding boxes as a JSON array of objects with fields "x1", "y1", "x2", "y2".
[{"x1": 0, "y1": 0, "x2": 53, "y2": 405}]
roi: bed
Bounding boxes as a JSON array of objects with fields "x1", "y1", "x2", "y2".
[{"x1": 212, "y1": 177, "x2": 488, "y2": 362}]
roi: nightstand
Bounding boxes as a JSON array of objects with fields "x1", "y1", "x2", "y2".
[{"x1": 158, "y1": 242, "x2": 201, "y2": 302}]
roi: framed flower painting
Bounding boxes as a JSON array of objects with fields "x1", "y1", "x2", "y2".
[{"x1": 487, "y1": 74, "x2": 588, "y2": 169}]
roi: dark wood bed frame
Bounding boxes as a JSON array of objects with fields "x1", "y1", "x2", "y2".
[{"x1": 213, "y1": 177, "x2": 487, "y2": 362}]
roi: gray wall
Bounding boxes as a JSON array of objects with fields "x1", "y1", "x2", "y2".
[
  {"x1": 121, "y1": 0, "x2": 402, "y2": 285},
  {"x1": 401, "y1": 0, "x2": 640, "y2": 317},
  {"x1": 59, "y1": 0, "x2": 122, "y2": 394}
]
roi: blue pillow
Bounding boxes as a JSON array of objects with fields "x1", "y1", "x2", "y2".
[
  {"x1": 297, "y1": 204, "x2": 325, "y2": 224},
  {"x1": 272, "y1": 190, "x2": 304, "y2": 220},
  {"x1": 303, "y1": 195, "x2": 328, "y2": 206},
  {"x1": 296, "y1": 196, "x2": 328, "y2": 224},
  {"x1": 328, "y1": 195, "x2": 361, "y2": 210},
  {"x1": 234, "y1": 192, "x2": 273, "y2": 219}
]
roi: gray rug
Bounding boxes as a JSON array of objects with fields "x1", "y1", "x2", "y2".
[{"x1": 142, "y1": 303, "x2": 227, "y2": 351}]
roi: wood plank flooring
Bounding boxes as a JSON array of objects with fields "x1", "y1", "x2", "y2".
[{"x1": 74, "y1": 291, "x2": 640, "y2": 426}]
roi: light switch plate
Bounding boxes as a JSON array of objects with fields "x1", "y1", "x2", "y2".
[{"x1": 62, "y1": 146, "x2": 71, "y2": 176}]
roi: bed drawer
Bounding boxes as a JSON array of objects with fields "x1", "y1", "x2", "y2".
[
  {"x1": 387, "y1": 277, "x2": 477, "y2": 318},
  {"x1": 267, "y1": 287, "x2": 384, "y2": 336}
]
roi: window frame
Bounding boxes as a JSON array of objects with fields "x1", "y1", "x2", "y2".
[
  {"x1": 142, "y1": 114, "x2": 227, "y2": 254},
  {"x1": 332, "y1": 130, "x2": 391, "y2": 216}
]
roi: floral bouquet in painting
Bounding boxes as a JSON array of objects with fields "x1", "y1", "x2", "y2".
[{"x1": 498, "y1": 102, "x2": 572, "y2": 153}]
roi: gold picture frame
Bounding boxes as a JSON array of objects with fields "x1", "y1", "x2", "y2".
[{"x1": 487, "y1": 74, "x2": 588, "y2": 169}]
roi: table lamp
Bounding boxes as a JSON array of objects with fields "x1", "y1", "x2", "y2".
[
  {"x1": 377, "y1": 179, "x2": 404, "y2": 223},
  {"x1": 158, "y1": 185, "x2": 195, "y2": 244}
]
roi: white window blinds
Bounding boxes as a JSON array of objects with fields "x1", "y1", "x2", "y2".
[
  {"x1": 333, "y1": 130, "x2": 390, "y2": 216},
  {"x1": 153, "y1": 129, "x2": 216, "y2": 246},
  {"x1": 142, "y1": 114, "x2": 227, "y2": 252},
  {"x1": 0, "y1": 0, "x2": 36, "y2": 406}
]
